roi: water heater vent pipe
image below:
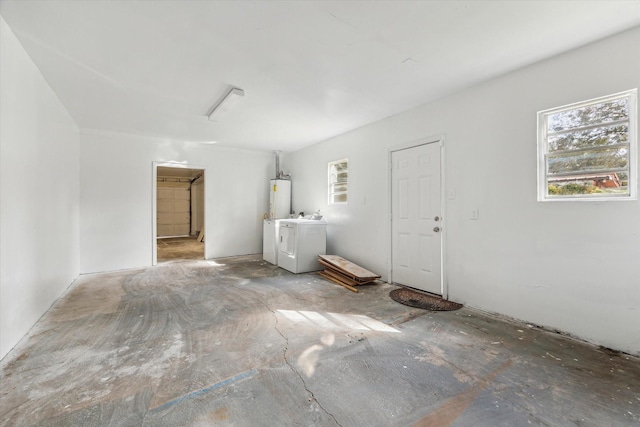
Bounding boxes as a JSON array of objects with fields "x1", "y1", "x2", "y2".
[{"x1": 274, "y1": 150, "x2": 280, "y2": 179}]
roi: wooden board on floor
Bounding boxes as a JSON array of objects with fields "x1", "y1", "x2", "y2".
[
  {"x1": 318, "y1": 255, "x2": 380, "y2": 281},
  {"x1": 320, "y1": 266, "x2": 365, "y2": 287},
  {"x1": 318, "y1": 271, "x2": 359, "y2": 293},
  {"x1": 318, "y1": 259, "x2": 356, "y2": 279},
  {"x1": 318, "y1": 263, "x2": 375, "y2": 287},
  {"x1": 197, "y1": 229, "x2": 204, "y2": 243}
]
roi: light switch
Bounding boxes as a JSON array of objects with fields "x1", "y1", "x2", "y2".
[{"x1": 470, "y1": 208, "x2": 479, "y2": 220}]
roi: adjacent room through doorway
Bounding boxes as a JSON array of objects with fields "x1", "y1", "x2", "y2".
[{"x1": 156, "y1": 166, "x2": 205, "y2": 262}]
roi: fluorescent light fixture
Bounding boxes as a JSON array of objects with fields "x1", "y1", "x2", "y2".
[{"x1": 207, "y1": 87, "x2": 245, "y2": 121}]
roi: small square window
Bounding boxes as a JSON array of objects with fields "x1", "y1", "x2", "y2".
[
  {"x1": 537, "y1": 90, "x2": 637, "y2": 201},
  {"x1": 328, "y1": 159, "x2": 348, "y2": 204}
]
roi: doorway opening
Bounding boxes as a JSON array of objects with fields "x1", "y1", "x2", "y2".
[{"x1": 153, "y1": 164, "x2": 206, "y2": 264}]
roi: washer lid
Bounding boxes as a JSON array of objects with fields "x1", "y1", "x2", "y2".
[{"x1": 279, "y1": 218, "x2": 327, "y2": 225}]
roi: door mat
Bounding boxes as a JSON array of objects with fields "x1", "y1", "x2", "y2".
[{"x1": 389, "y1": 288, "x2": 463, "y2": 311}]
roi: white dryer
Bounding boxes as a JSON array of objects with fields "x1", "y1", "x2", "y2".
[{"x1": 277, "y1": 219, "x2": 327, "y2": 273}]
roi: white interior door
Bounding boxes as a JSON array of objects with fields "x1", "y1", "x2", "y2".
[{"x1": 391, "y1": 142, "x2": 442, "y2": 294}]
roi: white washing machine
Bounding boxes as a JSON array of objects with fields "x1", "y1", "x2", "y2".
[{"x1": 277, "y1": 219, "x2": 327, "y2": 273}]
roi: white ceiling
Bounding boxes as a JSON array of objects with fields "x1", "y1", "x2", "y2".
[{"x1": 2, "y1": 1, "x2": 640, "y2": 152}]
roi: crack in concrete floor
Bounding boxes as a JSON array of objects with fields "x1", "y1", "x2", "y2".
[{"x1": 264, "y1": 300, "x2": 343, "y2": 427}]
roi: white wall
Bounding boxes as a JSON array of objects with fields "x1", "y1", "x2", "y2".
[
  {"x1": 0, "y1": 17, "x2": 80, "y2": 359},
  {"x1": 287, "y1": 27, "x2": 640, "y2": 355},
  {"x1": 79, "y1": 131, "x2": 273, "y2": 273}
]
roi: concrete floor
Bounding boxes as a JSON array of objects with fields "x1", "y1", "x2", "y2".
[
  {"x1": 1, "y1": 256, "x2": 638, "y2": 426},
  {"x1": 157, "y1": 236, "x2": 204, "y2": 262}
]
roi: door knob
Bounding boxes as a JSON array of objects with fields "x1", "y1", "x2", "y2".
[
  {"x1": 433, "y1": 226, "x2": 441, "y2": 232},
  {"x1": 434, "y1": 216, "x2": 440, "y2": 221}
]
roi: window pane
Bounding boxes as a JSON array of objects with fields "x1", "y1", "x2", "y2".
[
  {"x1": 331, "y1": 183, "x2": 347, "y2": 193},
  {"x1": 547, "y1": 174, "x2": 628, "y2": 196},
  {"x1": 329, "y1": 172, "x2": 348, "y2": 184},
  {"x1": 547, "y1": 180, "x2": 628, "y2": 196},
  {"x1": 548, "y1": 124, "x2": 628, "y2": 152},
  {"x1": 547, "y1": 98, "x2": 628, "y2": 132},
  {"x1": 336, "y1": 171, "x2": 348, "y2": 183},
  {"x1": 548, "y1": 147, "x2": 628, "y2": 175},
  {"x1": 617, "y1": 171, "x2": 629, "y2": 187},
  {"x1": 332, "y1": 193, "x2": 347, "y2": 203},
  {"x1": 333, "y1": 162, "x2": 348, "y2": 172}
]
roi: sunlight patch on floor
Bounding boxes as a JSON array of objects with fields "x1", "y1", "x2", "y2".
[{"x1": 277, "y1": 309, "x2": 399, "y2": 333}]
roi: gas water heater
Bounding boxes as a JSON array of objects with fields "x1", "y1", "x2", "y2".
[{"x1": 263, "y1": 179, "x2": 291, "y2": 265}]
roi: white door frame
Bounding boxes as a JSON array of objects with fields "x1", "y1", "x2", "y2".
[
  {"x1": 388, "y1": 135, "x2": 447, "y2": 298},
  {"x1": 152, "y1": 161, "x2": 207, "y2": 266}
]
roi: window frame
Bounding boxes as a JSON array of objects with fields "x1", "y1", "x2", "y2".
[
  {"x1": 328, "y1": 158, "x2": 348, "y2": 205},
  {"x1": 537, "y1": 89, "x2": 637, "y2": 202}
]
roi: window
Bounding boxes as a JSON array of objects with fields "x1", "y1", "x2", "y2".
[
  {"x1": 328, "y1": 159, "x2": 348, "y2": 204},
  {"x1": 537, "y1": 90, "x2": 637, "y2": 201}
]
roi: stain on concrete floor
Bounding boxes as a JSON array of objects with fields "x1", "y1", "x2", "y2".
[{"x1": 1, "y1": 255, "x2": 639, "y2": 426}]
